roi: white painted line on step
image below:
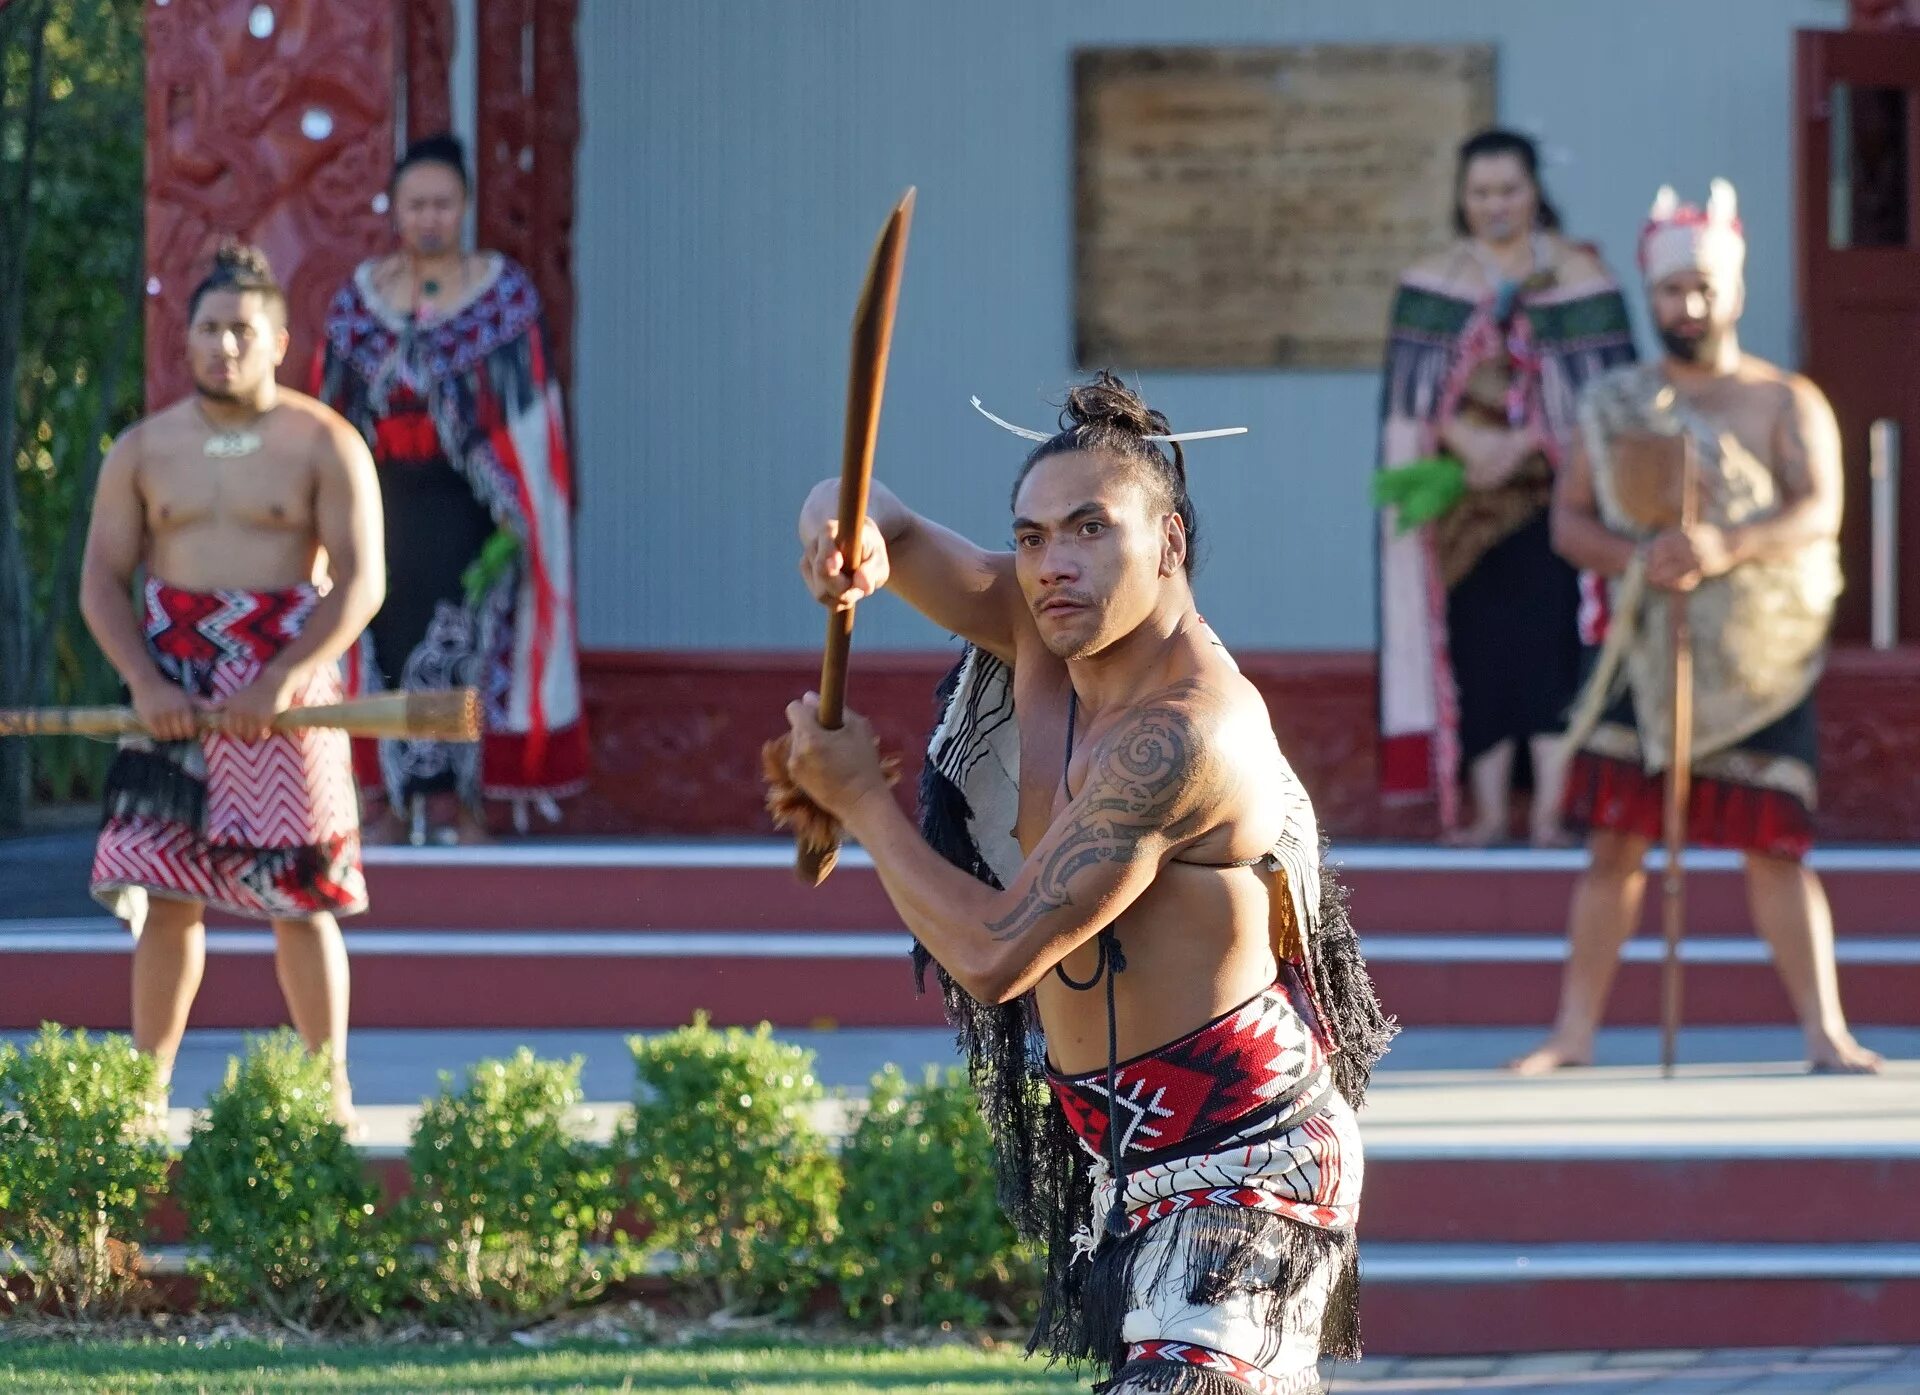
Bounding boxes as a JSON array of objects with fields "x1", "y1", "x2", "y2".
[
  {"x1": 0, "y1": 927, "x2": 915, "y2": 957},
  {"x1": 353, "y1": 840, "x2": 1920, "y2": 874},
  {"x1": 1371, "y1": 1138, "x2": 1920, "y2": 1162},
  {"x1": 363, "y1": 842, "x2": 881, "y2": 869},
  {"x1": 1360, "y1": 1242, "x2": 1920, "y2": 1282},
  {"x1": 5, "y1": 927, "x2": 1920, "y2": 964},
  {"x1": 1361, "y1": 936, "x2": 1920, "y2": 965},
  {"x1": 21, "y1": 1242, "x2": 1920, "y2": 1283}
]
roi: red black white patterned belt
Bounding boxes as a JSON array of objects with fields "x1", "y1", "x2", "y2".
[{"x1": 1118, "y1": 1340, "x2": 1323, "y2": 1395}]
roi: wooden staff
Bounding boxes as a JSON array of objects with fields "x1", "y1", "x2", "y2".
[
  {"x1": 795, "y1": 187, "x2": 916, "y2": 886},
  {"x1": 1660, "y1": 434, "x2": 1701, "y2": 1078},
  {"x1": 0, "y1": 688, "x2": 481, "y2": 742}
]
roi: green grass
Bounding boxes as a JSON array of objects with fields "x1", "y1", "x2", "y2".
[{"x1": 0, "y1": 1337, "x2": 1086, "y2": 1394}]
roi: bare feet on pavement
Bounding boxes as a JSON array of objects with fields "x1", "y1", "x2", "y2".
[
  {"x1": 1507, "y1": 1033, "x2": 1596, "y2": 1075},
  {"x1": 1808, "y1": 1031, "x2": 1884, "y2": 1075},
  {"x1": 1444, "y1": 818, "x2": 1509, "y2": 849}
]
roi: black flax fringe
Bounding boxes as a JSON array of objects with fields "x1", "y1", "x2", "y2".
[
  {"x1": 1074, "y1": 1203, "x2": 1362, "y2": 1373},
  {"x1": 911, "y1": 652, "x2": 1388, "y2": 1371},
  {"x1": 1305, "y1": 858, "x2": 1398, "y2": 1110},
  {"x1": 101, "y1": 744, "x2": 207, "y2": 832},
  {"x1": 1095, "y1": 1364, "x2": 1279, "y2": 1395}
]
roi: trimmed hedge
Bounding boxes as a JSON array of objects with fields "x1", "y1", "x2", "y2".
[
  {"x1": 405, "y1": 1049, "x2": 618, "y2": 1331},
  {"x1": 836, "y1": 1065, "x2": 1037, "y2": 1328},
  {"x1": 1, "y1": 1021, "x2": 1040, "y2": 1332},
  {"x1": 0, "y1": 1025, "x2": 167, "y2": 1317},
  {"x1": 178, "y1": 1031, "x2": 400, "y2": 1327},
  {"x1": 622, "y1": 1016, "x2": 839, "y2": 1316}
]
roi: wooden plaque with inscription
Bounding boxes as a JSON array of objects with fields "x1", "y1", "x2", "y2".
[{"x1": 1075, "y1": 45, "x2": 1496, "y2": 370}]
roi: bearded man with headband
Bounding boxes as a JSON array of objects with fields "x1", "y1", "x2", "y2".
[
  {"x1": 777, "y1": 373, "x2": 1394, "y2": 1394},
  {"x1": 1512, "y1": 181, "x2": 1882, "y2": 1076}
]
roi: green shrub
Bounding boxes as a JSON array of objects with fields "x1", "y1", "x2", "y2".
[
  {"x1": 0, "y1": 1025, "x2": 167, "y2": 1316},
  {"x1": 623, "y1": 1016, "x2": 839, "y2": 1316},
  {"x1": 405, "y1": 1050, "x2": 616, "y2": 1330},
  {"x1": 177, "y1": 1031, "x2": 399, "y2": 1327},
  {"x1": 835, "y1": 1065, "x2": 1035, "y2": 1328}
]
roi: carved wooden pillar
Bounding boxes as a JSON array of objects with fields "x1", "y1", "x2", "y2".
[
  {"x1": 144, "y1": 0, "x2": 396, "y2": 408},
  {"x1": 401, "y1": 0, "x2": 454, "y2": 141},
  {"x1": 475, "y1": 0, "x2": 578, "y2": 399}
]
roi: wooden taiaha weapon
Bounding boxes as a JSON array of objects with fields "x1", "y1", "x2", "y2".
[
  {"x1": 1660, "y1": 434, "x2": 1701, "y2": 1077},
  {"x1": 0, "y1": 688, "x2": 482, "y2": 742},
  {"x1": 792, "y1": 187, "x2": 916, "y2": 886}
]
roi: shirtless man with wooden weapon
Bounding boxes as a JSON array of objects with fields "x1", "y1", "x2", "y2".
[{"x1": 65, "y1": 242, "x2": 386, "y2": 1120}]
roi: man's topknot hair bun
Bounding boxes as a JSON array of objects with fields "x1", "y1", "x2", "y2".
[
  {"x1": 1058, "y1": 370, "x2": 1176, "y2": 441},
  {"x1": 188, "y1": 237, "x2": 285, "y2": 322},
  {"x1": 207, "y1": 239, "x2": 276, "y2": 284},
  {"x1": 1012, "y1": 370, "x2": 1202, "y2": 576}
]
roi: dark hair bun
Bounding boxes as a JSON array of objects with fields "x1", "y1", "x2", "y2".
[
  {"x1": 396, "y1": 131, "x2": 469, "y2": 185},
  {"x1": 1059, "y1": 369, "x2": 1171, "y2": 439}
]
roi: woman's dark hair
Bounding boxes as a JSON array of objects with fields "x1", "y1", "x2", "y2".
[
  {"x1": 187, "y1": 239, "x2": 285, "y2": 324},
  {"x1": 1452, "y1": 128, "x2": 1562, "y2": 236},
  {"x1": 392, "y1": 130, "x2": 469, "y2": 192},
  {"x1": 1010, "y1": 370, "x2": 1200, "y2": 576}
]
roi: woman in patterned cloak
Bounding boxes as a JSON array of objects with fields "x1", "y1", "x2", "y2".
[
  {"x1": 1376, "y1": 129, "x2": 1637, "y2": 845},
  {"x1": 312, "y1": 132, "x2": 586, "y2": 844}
]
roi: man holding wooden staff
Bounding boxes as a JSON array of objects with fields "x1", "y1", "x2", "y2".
[
  {"x1": 1512, "y1": 182, "x2": 1881, "y2": 1076},
  {"x1": 77, "y1": 242, "x2": 385, "y2": 1119},
  {"x1": 776, "y1": 374, "x2": 1395, "y2": 1393}
]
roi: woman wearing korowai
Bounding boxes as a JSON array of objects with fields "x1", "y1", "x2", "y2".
[
  {"x1": 1376, "y1": 129, "x2": 1637, "y2": 847},
  {"x1": 312, "y1": 132, "x2": 586, "y2": 847}
]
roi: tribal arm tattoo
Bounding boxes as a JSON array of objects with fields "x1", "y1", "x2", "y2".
[
  {"x1": 838, "y1": 680, "x2": 1227, "y2": 1004},
  {"x1": 1730, "y1": 377, "x2": 1843, "y2": 565},
  {"x1": 984, "y1": 683, "x2": 1216, "y2": 945}
]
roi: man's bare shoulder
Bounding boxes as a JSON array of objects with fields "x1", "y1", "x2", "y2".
[
  {"x1": 275, "y1": 390, "x2": 372, "y2": 464},
  {"x1": 109, "y1": 400, "x2": 193, "y2": 467},
  {"x1": 1732, "y1": 357, "x2": 1830, "y2": 418},
  {"x1": 274, "y1": 388, "x2": 352, "y2": 432},
  {"x1": 1110, "y1": 667, "x2": 1259, "y2": 775}
]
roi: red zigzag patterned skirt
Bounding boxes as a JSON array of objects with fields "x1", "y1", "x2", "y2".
[{"x1": 91, "y1": 580, "x2": 367, "y2": 932}]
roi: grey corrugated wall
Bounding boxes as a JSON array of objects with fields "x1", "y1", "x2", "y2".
[{"x1": 573, "y1": 0, "x2": 1848, "y2": 651}]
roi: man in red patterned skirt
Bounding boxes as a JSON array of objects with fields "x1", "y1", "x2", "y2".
[{"x1": 79, "y1": 243, "x2": 385, "y2": 1120}]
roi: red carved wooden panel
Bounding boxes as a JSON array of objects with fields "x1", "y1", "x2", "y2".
[
  {"x1": 474, "y1": 0, "x2": 578, "y2": 399},
  {"x1": 565, "y1": 649, "x2": 1920, "y2": 842},
  {"x1": 565, "y1": 652, "x2": 1429, "y2": 842},
  {"x1": 402, "y1": 0, "x2": 454, "y2": 142},
  {"x1": 144, "y1": 0, "x2": 396, "y2": 409}
]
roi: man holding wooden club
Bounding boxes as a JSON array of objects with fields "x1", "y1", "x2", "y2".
[
  {"x1": 77, "y1": 242, "x2": 385, "y2": 1120},
  {"x1": 1512, "y1": 182, "x2": 1881, "y2": 1076},
  {"x1": 777, "y1": 374, "x2": 1394, "y2": 1393}
]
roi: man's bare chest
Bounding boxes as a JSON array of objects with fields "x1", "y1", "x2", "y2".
[
  {"x1": 1672, "y1": 385, "x2": 1783, "y2": 473},
  {"x1": 140, "y1": 446, "x2": 315, "y2": 534}
]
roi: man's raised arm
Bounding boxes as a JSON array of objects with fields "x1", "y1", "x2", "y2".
[
  {"x1": 786, "y1": 681, "x2": 1224, "y2": 1003},
  {"x1": 798, "y1": 477, "x2": 1024, "y2": 663}
]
